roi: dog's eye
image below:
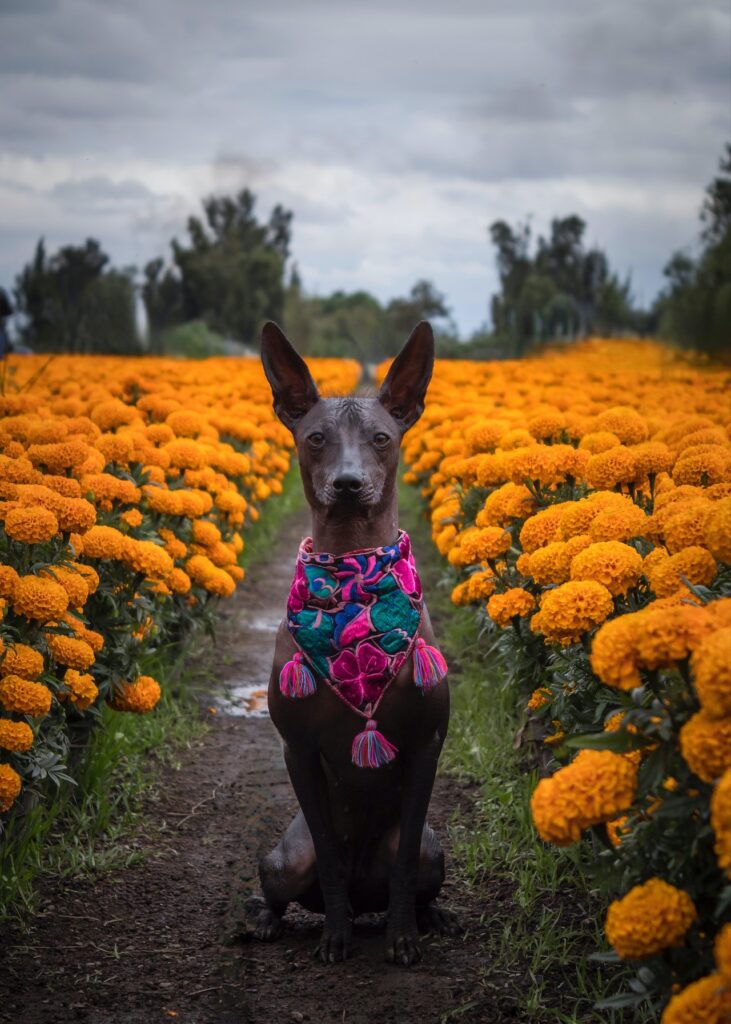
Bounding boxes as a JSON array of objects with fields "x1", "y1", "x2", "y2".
[
  {"x1": 308, "y1": 432, "x2": 325, "y2": 448},
  {"x1": 373, "y1": 433, "x2": 390, "y2": 447}
]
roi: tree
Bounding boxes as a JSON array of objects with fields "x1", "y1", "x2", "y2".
[
  {"x1": 654, "y1": 143, "x2": 731, "y2": 355},
  {"x1": 14, "y1": 238, "x2": 139, "y2": 354},
  {"x1": 165, "y1": 189, "x2": 293, "y2": 343},
  {"x1": 487, "y1": 214, "x2": 637, "y2": 354}
]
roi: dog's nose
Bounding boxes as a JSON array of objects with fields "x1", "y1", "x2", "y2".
[{"x1": 333, "y1": 472, "x2": 363, "y2": 494}]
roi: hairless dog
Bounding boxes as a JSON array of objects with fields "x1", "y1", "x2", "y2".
[{"x1": 255, "y1": 321, "x2": 456, "y2": 966}]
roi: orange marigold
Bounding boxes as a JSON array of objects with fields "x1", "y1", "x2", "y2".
[
  {"x1": 692, "y1": 629, "x2": 731, "y2": 719},
  {"x1": 570, "y1": 541, "x2": 642, "y2": 596},
  {"x1": 0, "y1": 675, "x2": 52, "y2": 717},
  {"x1": 109, "y1": 675, "x2": 161, "y2": 713},
  {"x1": 0, "y1": 763, "x2": 21, "y2": 812},
  {"x1": 0, "y1": 642, "x2": 44, "y2": 679},
  {"x1": 711, "y1": 767, "x2": 731, "y2": 876},
  {"x1": 605, "y1": 879, "x2": 696, "y2": 960},
  {"x1": 530, "y1": 749, "x2": 637, "y2": 846},
  {"x1": 63, "y1": 669, "x2": 99, "y2": 712},
  {"x1": 487, "y1": 588, "x2": 536, "y2": 628},
  {"x1": 12, "y1": 575, "x2": 69, "y2": 622},
  {"x1": 661, "y1": 974, "x2": 731, "y2": 1024},
  {"x1": 585, "y1": 446, "x2": 637, "y2": 490},
  {"x1": 680, "y1": 710, "x2": 731, "y2": 783},
  {"x1": 705, "y1": 497, "x2": 731, "y2": 563},
  {"x1": 4, "y1": 506, "x2": 58, "y2": 544},
  {"x1": 532, "y1": 580, "x2": 614, "y2": 645},
  {"x1": 0, "y1": 719, "x2": 34, "y2": 752}
]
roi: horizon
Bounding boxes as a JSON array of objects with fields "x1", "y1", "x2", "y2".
[{"x1": 1, "y1": 0, "x2": 729, "y2": 336}]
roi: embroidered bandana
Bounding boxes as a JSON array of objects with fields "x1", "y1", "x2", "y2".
[{"x1": 280, "y1": 531, "x2": 448, "y2": 768}]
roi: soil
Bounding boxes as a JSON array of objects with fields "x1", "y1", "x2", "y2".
[{"x1": 0, "y1": 506, "x2": 525, "y2": 1024}]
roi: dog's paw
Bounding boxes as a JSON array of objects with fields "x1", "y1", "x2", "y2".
[
  {"x1": 416, "y1": 902, "x2": 462, "y2": 937},
  {"x1": 254, "y1": 907, "x2": 284, "y2": 942},
  {"x1": 314, "y1": 923, "x2": 352, "y2": 964},
  {"x1": 384, "y1": 928, "x2": 422, "y2": 966}
]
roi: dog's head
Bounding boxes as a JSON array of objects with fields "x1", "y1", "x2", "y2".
[{"x1": 260, "y1": 321, "x2": 434, "y2": 518}]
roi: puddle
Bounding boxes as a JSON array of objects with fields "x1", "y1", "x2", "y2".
[{"x1": 215, "y1": 682, "x2": 270, "y2": 717}]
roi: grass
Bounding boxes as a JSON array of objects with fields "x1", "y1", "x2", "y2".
[{"x1": 398, "y1": 476, "x2": 642, "y2": 1024}]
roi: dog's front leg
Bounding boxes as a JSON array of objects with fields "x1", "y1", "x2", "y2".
[
  {"x1": 386, "y1": 732, "x2": 442, "y2": 966},
  {"x1": 283, "y1": 742, "x2": 351, "y2": 963}
]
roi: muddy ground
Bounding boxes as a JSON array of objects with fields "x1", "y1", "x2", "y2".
[{"x1": 0, "y1": 507, "x2": 527, "y2": 1024}]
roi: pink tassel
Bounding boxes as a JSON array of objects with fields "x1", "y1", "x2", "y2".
[
  {"x1": 279, "y1": 653, "x2": 317, "y2": 698},
  {"x1": 413, "y1": 638, "x2": 448, "y2": 692},
  {"x1": 351, "y1": 719, "x2": 398, "y2": 768}
]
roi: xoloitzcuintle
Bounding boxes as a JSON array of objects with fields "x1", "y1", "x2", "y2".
[{"x1": 256, "y1": 320, "x2": 456, "y2": 966}]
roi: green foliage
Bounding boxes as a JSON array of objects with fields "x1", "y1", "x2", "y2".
[
  {"x1": 143, "y1": 189, "x2": 292, "y2": 347},
  {"x1": 654, "y1": 143, "x2": 731, "y2": 355},
  {"x1": 488, "y1": 216, "x2": 637, "y2": 355},
  {"x1": 13, "y1": 238, "x2": 140, "y2": 354},
  {"x1": 158, "y1": 319, "x2": 227, "y2": 359},
  {"x1": 282, "y1": 273, "x2": 454, "y2": 361}
]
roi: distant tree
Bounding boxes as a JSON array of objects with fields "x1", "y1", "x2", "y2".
[
  {"x1": 488, "y1": 214, "x2": 636, "y2": 354},
  {"x1": 142, "y1": 258, "x2": 184, "y2": 352},
  {"x1": 14, "y1": 238, "x2": 139, "y2": 353},
  {"x1": 654, "y1": 143, "x2": 731, "y2": 355},
  {"x1": 167, "y1": 189, "x2": 292, "y2": 343}
]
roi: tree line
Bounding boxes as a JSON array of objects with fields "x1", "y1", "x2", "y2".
[{"x1": 3, "y1": 142, "x2": 729, "y2": 360}]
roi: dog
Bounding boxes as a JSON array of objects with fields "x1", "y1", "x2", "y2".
[{"x1": 256, "y1": 320, "x2": 454, "y2": 966}]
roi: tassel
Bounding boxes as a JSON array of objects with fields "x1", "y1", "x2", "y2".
[
  {"x1": 279, "y1": 652, "x2": 317, "y2": 698},
  {"x1": 351, "y1": 719, "x2": 398, "y2": 768},
  {"x1": 413, "y1": 638, "x2": 448, "y2": 692}
]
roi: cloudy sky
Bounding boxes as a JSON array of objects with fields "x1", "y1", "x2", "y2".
[{"x1": 1, "y1": 0, "x2": 729, "y2": 335}]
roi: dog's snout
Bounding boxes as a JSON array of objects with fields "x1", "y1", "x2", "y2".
[{"x1": 333, "y1": 472, "x2": 364, "y2": 494}]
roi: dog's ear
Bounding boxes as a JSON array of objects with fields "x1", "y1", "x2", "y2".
[
  {"x1": 261, "y1": 321, "x2": 319, "y2": 431},
  {"x1": 377, "y1": 321, "x2": 434, "y2": 431}
]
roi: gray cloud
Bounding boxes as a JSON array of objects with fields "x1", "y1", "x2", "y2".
[{"x1": 0, "y1": 0, "x2": 728, "y2": 332}]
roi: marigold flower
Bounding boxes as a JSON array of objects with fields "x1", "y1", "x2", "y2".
[
  {"x1": 673, "y1": 449, "x2": 729, "y2": 486},
  {"x1": 585, "y1": 446, "x2": 637, "y2": 490},
  {"x1": 0, "y1": 763, "x2": 21, "y2": 812},
  {"x1": 170, "y1": 568, "x2": 192, "y2": 595},
  {"x1": 94, "y1": 432, "x2": 135, "y2": 464},
  {"x1": 594, "y1": 407, "x2": 648, "y2": 445},
  {"x1": 63, "y1": 669, "x2": 98, "y2": 712},
  {"x1": 527, "y1": 687, "x2": 551, "y2": 711},
  {"x1": 0, "y1": 642, "x2": 44, "y2": 679},
  {"x1": 164, "y1": 438, "x2": 208, "y2": 470},
  {"x1": 0, "y1": 719, "x2": 34, "y2": 752},
  {"x1": 570, "y1": 541, "x2": 642, "y2": 596},
  {"x1": 121, "y1": 538, "x2": 174, "y2": 581},
  {"x1": 46, "y1": 634, "x2": 95, "y2": 670},
  {"x1": 532, "y1": 580, "x2": 614, "y2": 645},
  {"x1": 630, "y1": 441, "x2": 674, "y2": 479},
  {"x1": 12, "y1": 575, "x2": 69, "y2": 622},
  {"x1": 660, "y1": 974, "x2": 731, "y2": 1024},
  {"x1": 109, "y1": 674, "x2": 161, "y2": 713},
  {"x1": 711, "y1": 768, "x2": 731, "y2": 876},
  {"x1": 520, "y1": 504, "x2": 570, "y2": 554},
  {"x1": 0, "y1": 564, "x2": 19, "y2": 599},
  {"x1": 4, "y1": 506, "x2": 59, "y2": 544},
  {"x1": 705, "y1": 497, "x2": 731, "y2": 563},
  {"x1": 0, "y1": 675, "x2": 52, "y2": 717},
  {"x1": 680, "y1": 710, "x2": 731, "y2": 783},
  {"x1": 587, "y1": 502, "x2": 648, "y2": 543},
  {"x1": 26, "y1": 439, "x2": 90, "y2": 473},
  {"x1": 79, "y1": 524, "x2": 126, "y2": 559},
  {"x1": 716, "y1": 923, "x2": 731, "y2": 983},
  {"x1": 649, "y1": 546, "x2": 717, "y2": 598},
  {"x1": 121, "y1": 508, "x2": 143, "y2": 528},
  {"x1": 692, "y1": 629, "x2": 731, "y2": 719},
  {"x1": 487, "y1": 588, "x2": 536, "y2": 627},
  {"x1": 605, "y1": 878, "x2": 696, "y2": 960},
  {"x1": 192, "y1": 520, "x2": 222, "y2": 547},
  {"x1": 579, "y1": 431, "x2": 622, "y2": 454},
  {"x1": 530, "y1": 749, "x2": 637, "y2": 846}
]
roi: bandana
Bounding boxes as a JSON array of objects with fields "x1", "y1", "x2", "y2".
[{"x1": 279, "y1": 531, "x2": 447, "y2": 767}]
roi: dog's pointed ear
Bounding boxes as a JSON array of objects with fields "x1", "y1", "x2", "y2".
[
  {"x1": 377, "y1": 321, "x2": 434, "y2": 431},
  {"x1": 260, "y1": 321, "x2": 319, "y2": 431}
]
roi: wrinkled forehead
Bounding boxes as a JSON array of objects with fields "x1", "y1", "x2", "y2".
[{"x1": 296, "y1": 397, "x2": 396, "y2": 435}]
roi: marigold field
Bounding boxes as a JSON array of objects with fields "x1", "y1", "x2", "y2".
[
  {"x1": 2, "y1": 339, "x2": 730, "y2": 1021},
  {"x1": 379, "y1": 338, "x2": 731, "y2": 1022},
  {"x1": 0, "y1": 353, "x2": 359, "y2": 823}
]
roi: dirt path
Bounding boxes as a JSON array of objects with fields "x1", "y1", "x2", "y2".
[{"x1": 0, "y1": 507, "x2": 507, "y2": 1024}]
